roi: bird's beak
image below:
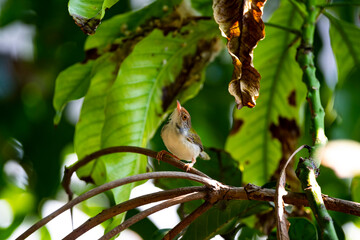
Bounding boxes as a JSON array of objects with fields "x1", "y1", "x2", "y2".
[{"x1": 176, "y1": 100, "x2": 182, "y2": 113}]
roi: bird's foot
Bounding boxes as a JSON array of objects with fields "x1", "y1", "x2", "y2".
[
  {"x1": 184, "y1": 162, "x2": 195, "y2": 172},
  {"x1": 156, "y1": 150, "x2": 180, "y2": 164}
]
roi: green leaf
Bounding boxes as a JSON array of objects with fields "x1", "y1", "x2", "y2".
[
  {"x1": 85, "y1": 0, "x2": 182, "y2": 52},
  {"x1": 98, "y1": 20, "x2": 219, "y2": 223},
  {"x1": 325, "y1": 12, "x2": 360, "y2": 86},
  {"x1": 182, "y1": 200, "x2": 271, "y2": 240},
  {"x1": 68, "y1": 0, "x2": 120, "y2": 35},
  {"x1": 74, "y1": 53, "x2": 118, "y2": 182},
  {"x1": 53, "y1": 61, "x2": 94, "y2": 125},
  {"x1": 288, "y1": 218, "x2": 318, "y2": 240},
  {"x1": 225, "y1": 1, "x2": 306, "y2": 185}
]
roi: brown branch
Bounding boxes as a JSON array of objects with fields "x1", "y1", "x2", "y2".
[
  {"x1": 64, "y1": 186, "x2": 206, "y2": 239},
  {"x1": 62, "y1": 146, "x2": 211, "y2": 200},
  {"x1": 99, "y1": 192, "x2": 207, "y2": 240},
  {"x1": 226, "y1": 184, "x2": 360, "y2": 216},
  {"x1": 17, "y1": 173, "x2": 360, "y2": 240},
  {"x1": 164, "y1": 201, "x2": 213, "y2": 240},
  {"x1": 16, "y1": 172, "x2": 217, "y2": 240}
]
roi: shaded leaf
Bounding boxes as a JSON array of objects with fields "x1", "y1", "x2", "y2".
[
  {"x1": 325, "y1": 12, "x2": 360, "y2": 86},
  {"x1": 213, "y1": 0, "x2": 266, "y2": 109},
  {"x1": 288, "y1": 218, "x2": 318, "y2": 240},
  {"x1": 237, "y1": 225, "x2": 263, "y2": 240},
  {"x1": 53, "y1": 61, "x2": 94, "y2": 125},
  {"x1": 68, "y1": 0, "x2": 120, "y2": 35},
  {"x1": 182, "y1": 200, "x2": 271, "y2": 240},
  {"x1": 85, "y1": 0, "x2": 182, "y2": 52},
  {"x1": 126, "y1": 209, "x2": 159, "y2": 239},
  {"x1": 225, "y1": 1, "x2": 306, "y2": 185},
  {"x1": 97, "y1": 20, "x2": 220, "y2": 224}
]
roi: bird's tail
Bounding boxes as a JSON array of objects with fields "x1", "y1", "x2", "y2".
[{"x1": 199, "y1": 151, "x2": 210, "y2": 160}]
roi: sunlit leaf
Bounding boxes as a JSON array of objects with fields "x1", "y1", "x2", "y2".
[
  {"x1": 225, "y1": 1, "x2": 306, "y2": 185},
  {"x1": 97, "y1": 20, "x2": 220, "y2": 224},
  {"x1": 325, "y1": 12, "x2": 360, "y2": 86},
  {"x1": 182, "y1": 200, "x2": 271, "y2": 240},
  {"x1": 68, "y1": 0, "x2": 120, "y2": 35},
  {"x1": 85, "y1": 0, "x2": 182, "y2": 52},
  {"x1": 53, "y1": 61, "x2": 94, "y2": 125},
  {"x1": 74, "y1": 53, "x2": 118, "y2": 182}
]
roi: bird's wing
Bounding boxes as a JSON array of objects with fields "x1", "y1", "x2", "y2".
[{"x1": 186, "y1": 131, "x2": 204, "y2": 152}]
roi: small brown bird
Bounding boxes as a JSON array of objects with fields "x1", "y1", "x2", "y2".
[{"x1": 159, "y1": 100, "x2": 210, "y2": 171}]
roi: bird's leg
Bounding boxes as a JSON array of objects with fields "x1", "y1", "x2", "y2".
[
  {"x1": 156, "y1": 150, "x2": 180, "y2": 164},
  {"x1": 184, "y1": 158, "x2": 196, "y2": 172}
]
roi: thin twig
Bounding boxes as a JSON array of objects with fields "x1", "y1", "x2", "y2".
[
  {"x1": 62, "y1": 146, "x2": 211, "y2": 200},
  {"x1": 16, "y1": 172, "x2": 216, "y2": 240},
  {"x1": 64, "y1": 186, "x2": 206, "y2": 239},
  {"x1": 264, "y1": 22, "x2": 301, "y2": 35},
  {"x1": 275, "y1": 145, "x2": 310, "y2": 240},
  {"x1": 164, "y1": 201, "x2": 213, "y2": 240},
  {"x1": 99, "y1": 192, "x2": 207, "y2": 240}
]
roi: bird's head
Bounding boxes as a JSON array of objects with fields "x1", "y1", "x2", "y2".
[{"x1": 169, "y1": 100, "x2": 192, "y2": 131}]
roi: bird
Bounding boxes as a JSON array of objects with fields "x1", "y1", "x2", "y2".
[{"x1": 158, "y1": 100, "x2": 210, "y2": 171}]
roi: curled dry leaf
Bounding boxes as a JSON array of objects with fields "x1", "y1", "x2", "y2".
[{"x1": 213, "y1": 0, "x2": 266, "y2": 109}]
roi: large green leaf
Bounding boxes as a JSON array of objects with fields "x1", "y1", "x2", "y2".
[
  {"x1": 74, "y1": 53, "x2": 118, "y2": 182},
  {"x1": 225, "y1": 1, "x2": 306, "y2": 185},
  {"x1": 325, "y1": 12, "x2": 360, "y2": 86},
  {"x1": 53, "y1": 60, "x2": 94, "y2": 125},
  {"x1": 68, "y1": 0, "x2": 120, "y2": 35},
  {"x1": 96, "y1": 20, "x2": 219, "y2": 223},
  {"x1": 182, "y1": 200, "x2": 271, "y2": 240},
  {"x1": 85, "y1": 0, "x2": 182, "y2": 52}
]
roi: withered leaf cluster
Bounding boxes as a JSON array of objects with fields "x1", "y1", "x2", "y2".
[{"x1": 213, "y1": 0, "x2": 266, "y2": 109}]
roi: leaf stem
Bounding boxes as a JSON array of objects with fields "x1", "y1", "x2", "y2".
[{"x1": 295, "y1": 0, "x2": 337, "y2": 238}]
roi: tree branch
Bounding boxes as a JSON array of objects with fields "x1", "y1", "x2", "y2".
[
  {"x1": 64, "y1": 186, "x2": 206, "y2": 239},
  {"x1": 164, "y1": 201, "x2": 213, "y2": 239},
  {"x1": 62, "y1": 146, "x2": 210, "y2": 201},
  {"x1": 16, "y1": 171, "x2": 217, "y2": 240},
  {"x1": 99, "y1": 192, "x2": 207, "y2": 240}
]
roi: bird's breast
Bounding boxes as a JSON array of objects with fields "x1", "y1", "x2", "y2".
[{"x1": 161, "y1": 125, "x2": 200, "y2": 161}]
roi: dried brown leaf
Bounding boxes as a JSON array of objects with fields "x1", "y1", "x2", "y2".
[{"x1": 213, "y1": 0, "x2": 266, "y2": 109}]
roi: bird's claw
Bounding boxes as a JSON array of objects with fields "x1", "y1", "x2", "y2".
[
  {"x1": 184, "y1": 162, "x2": 195, "y2": 172},
  {"x1": 156, "y1": 150, "x2": 180, "y2": 164}
]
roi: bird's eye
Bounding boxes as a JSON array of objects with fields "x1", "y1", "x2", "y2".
[{"x1": 182, "y1": 115, "x2": 187, "y2": 121}]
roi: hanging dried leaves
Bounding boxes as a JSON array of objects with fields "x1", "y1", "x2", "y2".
[{"x1": 213, "y1": 0, "x2": 266, "y2": 109}]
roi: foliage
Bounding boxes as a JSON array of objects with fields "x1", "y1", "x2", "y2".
[{"x1": 0, "y1": 0, "x2": 360, "y2": 239}]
